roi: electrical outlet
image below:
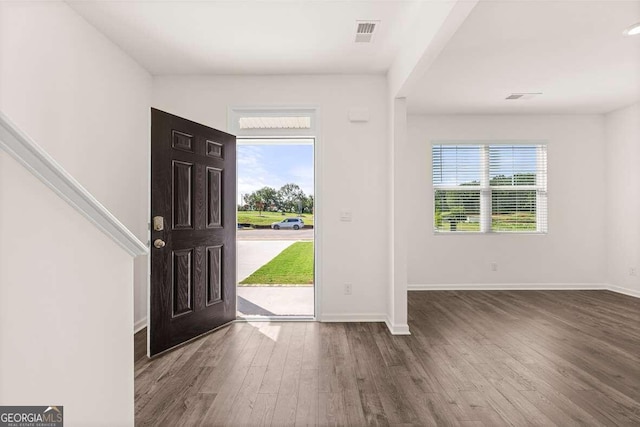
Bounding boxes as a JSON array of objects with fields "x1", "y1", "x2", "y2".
[
  {"x1": 630, "y1": 267, "x2": 637, "y2": 277},
  {"x1": 344, "y1": 283, "x2": 352, "y2": 295},
  {"x1": 491, "y1": 262, "x2": 498, "y2": 272}
]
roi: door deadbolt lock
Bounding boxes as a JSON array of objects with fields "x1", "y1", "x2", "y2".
[
  {"x1": 153, "y1": 216, "x2": 164, "y2": 231},
  {"x1": 153, "y1": 239, "x2": 166, "y2": 249}
]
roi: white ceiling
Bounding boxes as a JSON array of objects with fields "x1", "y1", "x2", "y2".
[
  {"x1": 408, "y1": 0, "x2": 640, "y2": 115},
  {"x1": 68, "y1": 0, "x2": 424, "y2": 75}
]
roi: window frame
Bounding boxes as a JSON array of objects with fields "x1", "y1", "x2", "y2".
[{"x1": 431, "y1": 140, "x2": 548, "y2": 235}]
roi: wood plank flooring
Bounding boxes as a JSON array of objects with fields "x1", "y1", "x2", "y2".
[{"x1": 135, "y1": 290, "x2": 640, "y2": 426}]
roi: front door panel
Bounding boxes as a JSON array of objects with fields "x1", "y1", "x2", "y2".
[{"x1": 150, "y1": 108, "x2": 236, "y2": 356}]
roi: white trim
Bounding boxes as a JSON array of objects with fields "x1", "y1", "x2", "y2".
[
  {"x1": 385, "y1": 316, "x2": 411, "y2": 335},
  {"x1": 238, "y1": 138, "x2": 313, "y2": 146},
  {"x1": 408, "y1": 283, "x2": 607, "y2": 291},
  {"x1": 233, "y1": 106, "x2": 322, "y2": 322},
  {"x1": 314, "y1": 108, "x2": 323, "y2": 321},
  {"x1": 228, "y1": 106, "x2": 318, "y2": 138},
  {"x1": 134, "y1": 317, "x2": 147, "y2": 334},
  {"x1": 433, "y1": 231, "x2": 547, "y2": 236},
  {"x1": 606, "y1": 284, "x2": 640, "y2": 299},
  {"x1": 0, "y1": 111, "x2": 148, "y2": 257},
  {"x1": 136, "y1": 284, "x2": 638, "y2": 337},
  {"x1": 320, "y1": 313, "x2": 386, "y2": 323}
]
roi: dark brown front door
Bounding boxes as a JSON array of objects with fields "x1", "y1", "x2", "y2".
[{"x1": 150, "y1": 108, "x2": 236, "y2": 356}]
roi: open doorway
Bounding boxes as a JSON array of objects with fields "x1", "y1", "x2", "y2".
[{"x1": 236, "y1": 138, "x2": 315, "y2": 318}]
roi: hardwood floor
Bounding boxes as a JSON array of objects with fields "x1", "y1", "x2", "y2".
[{"x1": 135, "y1": 291, "x2": 640, "y2": 426}]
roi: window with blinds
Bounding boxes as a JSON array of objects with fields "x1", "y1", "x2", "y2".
[{"x1": 432, "y1": 143, "x2": 547, "y2": 233}]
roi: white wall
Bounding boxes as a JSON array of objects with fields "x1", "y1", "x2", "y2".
[
  {"x1": 407, "y1": 115, "x2": 607, "y2": 287},
  {"x1": 153, "y1": 75, "x2": 389, "y2": 319},
  {"x1": 0, "y1": 1, "x2": 152, "y2": 330},
  {"x1": 605, "y1": 103, "x2": 640, "y2": 297},
  {"x1": 0, "y1": 156, "x2": 135, "y2": 426},
  {"x1": 0, "y1": 2, "x2": 151, "y2": 425}
]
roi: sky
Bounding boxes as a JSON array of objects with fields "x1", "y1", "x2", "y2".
[{"x1": 237, "y1": 144, "x2": 314, "y2": 203}]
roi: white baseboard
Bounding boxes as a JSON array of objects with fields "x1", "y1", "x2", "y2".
[
  {"x1": 408, "y1": 283, "x2": 607, "y2": 291},
  {"x1": 320, "y1": 313, "x2": 386, "y2": 323},
  {"x1": 134, "y1": 284, "x2": 638, "y2": 336},
  {"x1": 134, "y1": 317, "x2": 147, "y2": 334},
  {"x1": 385, "y1": 316, "x2": 411, "y2": 335},
  {"x1": 606, "y1": 284, "x2": 640, "y2": 298},
  {"x1": 408, "y1": 282, "x2": 640, "y2": 299}
]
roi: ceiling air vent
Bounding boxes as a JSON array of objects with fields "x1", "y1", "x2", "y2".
[
  {"x1": 355, "y1": 20, "x2": 379, "y2": 43},
  {"x1": 506, "y1": 92, "x2": 542, "y2": 100}
]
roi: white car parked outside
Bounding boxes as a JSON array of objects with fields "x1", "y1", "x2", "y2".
[{"x1": 271, "y1": 218, "x2": 305, "y2": 230}]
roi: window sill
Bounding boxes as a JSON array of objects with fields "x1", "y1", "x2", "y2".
[{"x1": 433, "y1": 231, "x2": 547, "y2": 236}]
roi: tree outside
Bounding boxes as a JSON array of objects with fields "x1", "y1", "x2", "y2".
[{"x1": 240, "y1": 183, "x2": 313, "y2": 215}]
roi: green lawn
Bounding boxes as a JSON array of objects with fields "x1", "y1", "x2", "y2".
[
  {"x1": 492, "y1": 213, "x2": 536, "y2": 231},
  {"x1": 437, "y1": 221, "x2": 481, "y2": 232},
  {"x1": 436, "y1": 213, "x2": 536, "y2": 232},
  {"x1": 240, "y1": 241, "x2": 314, "y2": 286},
  {"x1": 237, "y1": 210, "x2": 314, "y2": 226}
]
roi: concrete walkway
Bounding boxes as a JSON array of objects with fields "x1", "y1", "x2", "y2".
[{"x1": 237, "y1": 287, "x2": 314, "y2": 317}]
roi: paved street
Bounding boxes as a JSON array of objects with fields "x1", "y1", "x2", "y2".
[{"x1": 237, "y1": 228, "x2": 313, "y2": 241}]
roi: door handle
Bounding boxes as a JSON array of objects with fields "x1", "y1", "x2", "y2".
[{"x1": 153, "y1": 239, "x2": 166, "y2": 249}]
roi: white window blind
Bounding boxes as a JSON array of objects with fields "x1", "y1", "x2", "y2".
[{"x1": 432, "y1": 143, "x2": 547, "y2": 233}]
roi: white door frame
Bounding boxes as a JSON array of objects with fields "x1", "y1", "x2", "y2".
[{"x1": 229, "y1": 106, "x2": 322, "y2": 321}]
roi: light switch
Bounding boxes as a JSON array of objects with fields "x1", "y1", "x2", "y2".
[{"x1": 340, "y1": 210, "x2": 352, "y2": 222}]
